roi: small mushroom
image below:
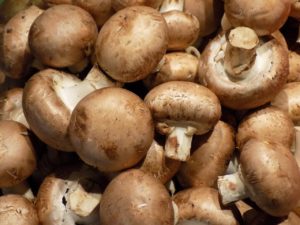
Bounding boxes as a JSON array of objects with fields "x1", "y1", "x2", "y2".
[
  {"x1": 218, "y1": 139, "x2": 300, "y2": 217},
  {"x1": 173, "y1": 187, "x2": 239, "y2": 225},
  {"x1": 159, "y1": 0, "x2": 200, "y2": 50},
  {"x1": 68, "y1": 87, "x2": 154, "y2": 172},
  {"x1": 236, "y1": 106, "x2": 295, "y2": 150},
  {"x1": 95, "y1": 6, "x2": 168, "y2": 83},
  {"x1": 29, "y1": 4, "x2": 98, "y2": 68},
  {"x1": 144, "y1": 81, "x2": 221, "y2": 161},
  {"x1": 0, "y1": 194, "x2": 39, "y2": 225},
  {"x1": 177, "y1": 120, "x2": 235, "y2": 188},
  {"x1": 0, "y1": 5, "x2": 43, "y2": 79},
  {"x1": 199, "y1": 26, "x2": 289, "y2": 110},
  {"x1": 23, "y1": 66, "x2": 118, "y2": 151},
  {"x1": 224, "y1": 0, "x2": 291, "y2": 36},
  {"x1": 287, "y1": 51, "x2": 300, "y2": 82},
  {"x1": 100, "y1": 169, "x2": 174, "y2": 225},
  {"x1": 112, "y1": 0, "x2": 163, "y2": 11}
]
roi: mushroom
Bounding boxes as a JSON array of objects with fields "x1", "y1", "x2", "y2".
[
  {"x1": 95, "y1": 6, "x2": 168, "y2": 83},
  {"x1": 236, "y1": 106, "x2": 295, "y2": 150},
  {"x1": 29, "y1": 4, "x2": 98, "y2": 69},
  {"x1": 173, "y1": 187, "x2": 239, "y2": 225},
  {"x1": 0, "y1": 88, "x2": 28, "y2": 128},
  {"x1": 143, "y1": 50, "x2": 200, "y2": 89},
  {"x1": 23, "y1": 66, "x2": 119, "y2": 151},
  {"x1": 177, "y1": 120, "x2": 235, "y2": 188},
  {"x1": 0, "y1": 194, "x2": 39, "y2": 225},
  {"x1": 140, "y1": 140, "x2": 181, "y2": 184},
  {"x1": 159, "y1": 0, "x2": 200, "y2": 50},
  {"x1": 144, "y1": 81, "x2": 221, "y2": 161},
  {"x1": 0, "y1": 5, "x2": 43, "y2": 79},
  {"x1": 36, "y1": 164, "x2": 105, "y2": 225},
  {"x1": 218, "y1": 139, "x2": 300, "y2": 217},
  {"x1": 287, "y1": 51, "x2": 300, "y2": 82},
  {"x1": 224, "y1": 0, "x2": 291, "y2": 36},
  {"x1": 100, "y1": 169, "x2": 174, "y2": 225},
  {"x1": 199, "y1": 26, "x2": 289, "y2": 110},
  {"x1": 112, "y1": 0, "x2": 163, "y2": 11},
  {"x1": 68, "y1": 87, "x2": 154, "y2": 172}
]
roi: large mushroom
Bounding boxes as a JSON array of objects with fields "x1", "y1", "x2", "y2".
[
  {"x1": 68, "y1": 87, "x2": 154, "y2": 172},
  {"x1": 100, "y1": 169, "x2": 174, "y2": 225},
  {"x1": 144, "y1": 81, "x2": 221, "y2": 161},
  {"x1": 199, "y1": 26, "x2": 289, "y2": 110},
  {"x1": 95, "y1": 6, "x2": 168, "y2": 83}
]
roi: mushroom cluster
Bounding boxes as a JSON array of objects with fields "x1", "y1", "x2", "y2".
[{"x1": 1, "y1": 1, "x2": 300, "y2": 224}]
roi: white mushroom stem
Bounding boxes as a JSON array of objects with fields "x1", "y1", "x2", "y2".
[
  {"x1": 2, "y1": 181, "x2": 35, "y2": 201},
  {"x1": 55, "y1": 64, "x2": 119, "y2": 111},
  {"x1": 159, "y1": 0, "x2": 184, "y2": 13},
  {"x1": 224, "y1": 27, "x2": 259, "y2": 78},
  {"x1": 293, "y1": 126, "x2": 300, "y2": 167},
  {"x1": 217, "y1": 171, "x2": 248, "y2": 205},
  {"x1": 165, "y1": 126, "x2": 197, "y2": 161},
  {"x1": 226, "y1": 151, "x2": 240, "y2": 174},
  {"x1": 172, "y1": 201, "x2": 179, "y2": 225},
  {"x1": 166, "y1": 180, "x2": 176, "y2": 196},
  {"x1": 69, "y1": 185, "x2": 101, "y2": 217}
]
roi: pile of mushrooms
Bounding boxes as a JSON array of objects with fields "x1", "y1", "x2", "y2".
[{"x1": 1, "y1": 0, "x2": 300, "y2": 224}]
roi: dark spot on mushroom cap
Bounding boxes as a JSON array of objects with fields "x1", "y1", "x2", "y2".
[{"x1": 102, "y1": 141, "x2": 118, "y2": 160}]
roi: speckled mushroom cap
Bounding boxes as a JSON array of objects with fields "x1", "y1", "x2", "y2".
[
  {"x1": 173, "y1": 187, "x2": 239, "y2": 225},
  {"x1": 144, "y1": 81, "x2": 221, "y2": 135},
  {"x1": 236, "y1": 106, "x2": 295, "y2": 150},
  {"x1": 177, "y1": 120, "x2": 235, "y2": 188},
  {"x1": 224, "y1": 0, "x2": 291, "y2": 36},
  {"x1": 68, "y1": 87, "x2": 154, "y2": 172},
  {"x1": 0, "y1": 120, "x2": 36, "y2": 188},
  {"x1": 100, "y1": 169, "x2": 174, "y2": 225},
  {"x1": 0, "y1": 194, "x2": 39, "y2": 225},
  {"x1": 199, "y1": 33, "x2": 289, "y2": 110},
  {"x1": 271, "y1": 82, "x2": 300, "y2": 125},
  {"x1": 29, "y1": 4, "x2": 98, "y2": 68},
  {"x1": 95, "y1": 6, "x2": 169, "y2": 83},
  {"x1": 0, "y1": 88, "x2": 28, "y2": 128},
  {"x1": 240, "y1": 139, "x2": 300, "y2": 217},
  {"x1": 0, "y1": 6, "x2": 43, "y2": 79},
  {"x1": 112, "y1": 0, "x2": 163, "y2": 11},
  {"x1": 22, "y1": 69, "x2": 80, "y2": 151}
]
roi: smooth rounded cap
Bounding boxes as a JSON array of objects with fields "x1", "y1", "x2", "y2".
[
  {"x1": 96, "y1": 6, "x2": 168, "y2": 82},
  {"x1": 177, "y1": 121, "x2": 235, "y2": 188},
  {"x1": 22, "y1": 69, "x2": 79, "y2": 151},
  {"x1": 173, "y1": 187, "x2": 239, "y2": 225},
  {"x1": 29, "y1": 4, "x2": 98, "y2": 68},
  {"x1": 200, "y1": 33, "x2": 289, "y2": 110},
  {"x1": 0, "y1": 194, "x2": 39, "y2": 225},
  {"x1": 100, "y1": 169, "x2": 174, "y2": 225},
  {"x1": 236, "y1": 106, "x2": 295, "y2": 149},
  {"x1": 271, "y1": 82, "x2": 300, "y2": 124},
  {"x1": 68, "y1": 87, "x2": 154, "y2": 172},
  {"x1": 0, "y1": 120, "x2": 36, "y2": 187},
  {"x1": 1, "y1": 6, "x2": 43, "y2": 79},
  {"x1": 112, "y1": 0, "x2": 163, "y2": 11},
  {"x1": 240, "y1": 139, "x2": 300, "y2": 216},
  {"x1": 144, "y1": 81, "x2": 221, "y2": 135},
  {"x1": 224, "y1": 0, "x2": 291, "y2": 36}
]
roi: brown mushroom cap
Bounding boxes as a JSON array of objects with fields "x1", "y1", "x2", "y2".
[
  {"x1": 68, "y1": 87, "x2": 154, "y2": 172},
  {"x1": 200, "y1": 32, "x2": 289, "y2": 110},
  {"x1": 112, "y1": 0, "x2": 163, "y2": 11},
  {"x1": 177, "y1": 120, "x2": 235, "y2": 188},
  {"x1": 0, "y1": 194, "x2": 39, "y2": 225},
  {"x1": 29, "y1": 4, "x2": 98, "y2": 68},
  {"x1": 0, "y1": 88, "x2": 28, "y2": 128},
  {"x1": 0, "y1": 120, "x2": 36, "y2": 188},
  {"x1": 143, "y1": 52, "x2": 199, "y2": 89},
  {"x1": 240, "y1": 139, "x2": 300, "y2": 216},
  {"x1": 173, "y1": 187, "x2": 239, "y2": 225},
  {"x1": 287, "y1": 52, "x2": 300, "y2": 82},
  {"x1": 224, "y1": 0, "x2": 291, "y2": 36},
  {"x1": 95, "y1": 6, "x2": 168, "y2": 83},
  {"x1": 184, "y1": 0, "x2": 224, "y2": 37},
  {"x1": 236, "y1": 106, "x2": 295, "y2": 150},
  {"x1": 0, "y1": 6, "x2": 43, "y2": 79},
  {"x1": 100, "y1": 169, "x2": 174, "y2": 225}
]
